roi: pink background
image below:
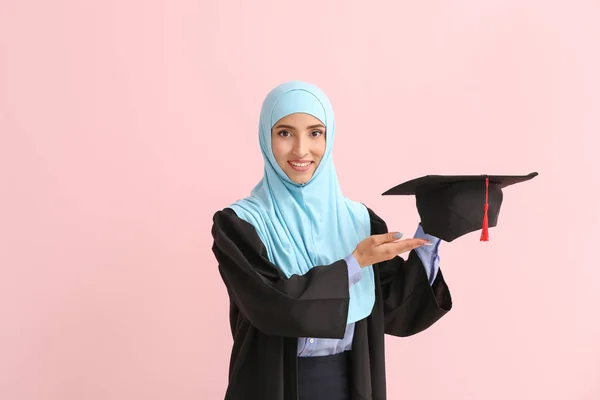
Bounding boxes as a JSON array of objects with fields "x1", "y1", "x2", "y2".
[{"x1": 1, "y1": 1, "x2": 599, "y2": 399}]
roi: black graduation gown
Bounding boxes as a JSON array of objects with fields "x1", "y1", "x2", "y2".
[{"x1": 211, "y1": 206, "x2": 453, "y2": 400}]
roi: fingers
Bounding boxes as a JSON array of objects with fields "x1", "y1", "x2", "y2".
[
  {"x1": 387, "y1": 238, "x2": 431, "y2": 255},
  {"x1": 370, "y1": 231, "x2": 403, "y2": 246}
]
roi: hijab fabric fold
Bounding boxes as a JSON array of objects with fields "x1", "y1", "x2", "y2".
[{"x1": 229, "y1": 81, "x2": 375, "y2": 325}]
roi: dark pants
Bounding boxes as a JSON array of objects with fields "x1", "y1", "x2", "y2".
[{"x1": 297, "y1": 351, "x2": 351, "y2": 400}]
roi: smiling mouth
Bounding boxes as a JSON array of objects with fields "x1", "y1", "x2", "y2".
[{"x1": 288, "y1": 161, "x2": 313, "y2": 172}]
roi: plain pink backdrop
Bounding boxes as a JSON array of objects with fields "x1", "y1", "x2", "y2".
[{"x1": 1, "y1": 0, "x2": 599, "y2": 399}]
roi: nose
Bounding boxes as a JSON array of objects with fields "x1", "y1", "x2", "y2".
[{"x1": 292, "y1": 135, "x2": 309, "y2": 157}]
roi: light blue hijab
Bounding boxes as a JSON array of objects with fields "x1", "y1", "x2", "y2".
[{"x1": 229, "y1": 81, "x2": 375, "y2": 325}]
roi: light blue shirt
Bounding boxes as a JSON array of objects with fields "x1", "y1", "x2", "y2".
[{"x1": 297, "y1": 223, "x2": 441, "y2": 357}]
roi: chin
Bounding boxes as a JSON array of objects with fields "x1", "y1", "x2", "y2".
[{"x1": 287, "y1": 171, "x2": 314, "y2": 184}]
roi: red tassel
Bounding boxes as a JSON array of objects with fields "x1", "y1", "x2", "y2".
[{"x1": 480, "y1": 177, "x2": 489, "y2": 241}]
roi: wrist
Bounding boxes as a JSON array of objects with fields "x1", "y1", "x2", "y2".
[{"x1": 352, "y1": 249, "x2": 364, "y2": 268}]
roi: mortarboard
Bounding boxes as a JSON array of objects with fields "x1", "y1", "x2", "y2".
[{"x1": 382, "y1": 172, "x2": 539, "y2": 242}]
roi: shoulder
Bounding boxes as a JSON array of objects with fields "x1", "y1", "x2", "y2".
[
  {"x1": 211, "y1": 207, "x2": 255, "y2": 237},
  {"x1": 212, "y1": 207, "x2": 236, "y2": 227},
  {"x1": 212, "y1": 207, "x2": 236, "y2": 220},
  {"x1": 359, "y1": 204, "x2": 389, "y2": 235},
  {"x1": 343, "y1": 198, "x2": 388, "y2": 236},
  {"x1": 211, "y1": 207, "x2": 268, "y2": 256}
]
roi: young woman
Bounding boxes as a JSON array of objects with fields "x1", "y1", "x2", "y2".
[{"x1": 211, "y1": 81, "x2": 452, "y2": 400}]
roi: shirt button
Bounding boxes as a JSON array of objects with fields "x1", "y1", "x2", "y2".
[{"x1": 309, "y1": 338, "x2": 314, "y2": 343}]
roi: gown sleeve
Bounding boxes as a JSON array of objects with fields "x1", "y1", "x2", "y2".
[
  {"x1": 211, "y1": 208, "x2": 351, "y2": 339},
  {"x1": 367, "y1": 207, "x2": 453, "y2": 337}
]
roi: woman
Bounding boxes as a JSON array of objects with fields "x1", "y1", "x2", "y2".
[{"x1": 211, "y1": 81, "x2": 452, "y2": 400}]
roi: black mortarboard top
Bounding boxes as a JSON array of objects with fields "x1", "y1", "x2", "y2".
[{"x1": 382, "y1": 172, "x2": 539, "y2": 242}]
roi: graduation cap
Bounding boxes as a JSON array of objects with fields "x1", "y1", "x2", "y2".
[{"x1": 382, "y1": 172, "x2": 539, "y2": 242}]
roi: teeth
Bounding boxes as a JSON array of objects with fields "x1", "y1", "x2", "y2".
[{"x1": 290, "y1": 162, "x2": 310, "y2": 167}]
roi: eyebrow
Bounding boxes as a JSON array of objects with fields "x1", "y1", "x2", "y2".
[{"x1": 273, "y1": 124, "x2": 326, "y2": 130}]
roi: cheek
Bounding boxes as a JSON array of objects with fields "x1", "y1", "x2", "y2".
[
  {"x1": 271, "y1": 139, "x2": 288, "y2": 162},
  {"x1": 314, "y1": 138, "x2": 326, "y2": 159}
]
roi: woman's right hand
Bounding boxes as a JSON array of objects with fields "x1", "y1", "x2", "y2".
[{"x1": 352, "y1": 232, "x2": 430, "y2": 268}]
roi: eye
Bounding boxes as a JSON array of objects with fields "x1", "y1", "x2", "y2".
[
  {"x1": 278, "y1": 130, "x2": 291, "y2": 138},
  {"x1": 310, "y1": 130, "x2": 324, "y2": 137}
]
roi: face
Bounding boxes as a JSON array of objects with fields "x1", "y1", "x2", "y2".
[{"x1": 271, "y1": 113, "x2": 326, "y2": 184}]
